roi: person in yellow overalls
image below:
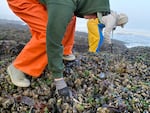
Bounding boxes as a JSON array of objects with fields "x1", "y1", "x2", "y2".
[{"x1": 87, "y1": 12, "x2": 128, "y2": 52}]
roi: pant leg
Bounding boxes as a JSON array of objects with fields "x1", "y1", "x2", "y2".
[
  {"x1": 87, "y1": 18, "x2": 100, "y2": 52},
  {"x1": 45, "y1": 1, "x2": 75, "y2": 78},
  {"x1": 62, "y1": 16, "x2": 76, "y2": 55},
  {"x1": 7, "y1": 0, "x2": 48, "y2": 77},
  {"x1": 7, "y1": 0, "x2": 76, "y2": 77}
]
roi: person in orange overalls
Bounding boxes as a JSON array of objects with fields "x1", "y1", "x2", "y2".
[{"x1": 7, "y1": 0, "x2": 76, "y2": 86}]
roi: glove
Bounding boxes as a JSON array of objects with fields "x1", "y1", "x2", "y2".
[
  {"x1": 55, "y1": 78, "x2": 71, "y2": 97},
  {"x1": 58, "y1": 87, "x2": 71, "y2": 97}
]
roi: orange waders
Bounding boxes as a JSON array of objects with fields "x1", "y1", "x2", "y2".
[{"x1": 7, "y1": 0, "x2": 76, "y2": 77}]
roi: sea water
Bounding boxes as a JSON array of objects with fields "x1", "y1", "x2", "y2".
[{"x1": 113, "y1": 30, "x2": 150, "y2": 48}]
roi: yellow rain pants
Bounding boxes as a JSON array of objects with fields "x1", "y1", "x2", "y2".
[
  {"x1": 87, "y1": 18, "x2": 100, "y2": 52},
  {"x1": 7, "y1": 0, "x2": 76, "y2": 77}
]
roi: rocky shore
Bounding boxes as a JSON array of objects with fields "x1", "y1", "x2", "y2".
[{"x1": 0, "y1": 19, "x2": 150, "y2": 113}]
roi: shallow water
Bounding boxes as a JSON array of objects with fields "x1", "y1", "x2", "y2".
[{"x1": 113, "y1": 33, "x2": 150, "y2": 48}]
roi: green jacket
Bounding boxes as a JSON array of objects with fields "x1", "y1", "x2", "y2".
[{"x1": 39, "y1": 0, "x2": 110, "y2": 78}]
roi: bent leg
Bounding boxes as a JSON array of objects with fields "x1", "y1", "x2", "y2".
[
  {"x1": 45, "y1": 1, "x2": 75, "y2": 78},
  {"x1": 62, "y1": 16, "x2": 76, "y2": 55},
  {"x1": 7, "y1": 0, "x2": 48, "y2": 77}
]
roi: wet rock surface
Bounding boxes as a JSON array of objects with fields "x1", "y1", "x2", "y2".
[{"x1": 0, "y1": 19, "x2": 150, "y2": 113}]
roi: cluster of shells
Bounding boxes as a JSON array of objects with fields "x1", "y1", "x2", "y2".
[{"x1": 0, "y1": 46, "x2": 150, "y2": 113}]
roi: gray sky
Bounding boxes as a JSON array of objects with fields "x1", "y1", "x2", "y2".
[
  {"x1": 1, "y1": 0, "x2": 150, "y2": 32},
  {"x1": 110, "y1": 0, "x2": 150, "y2": 31}
]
